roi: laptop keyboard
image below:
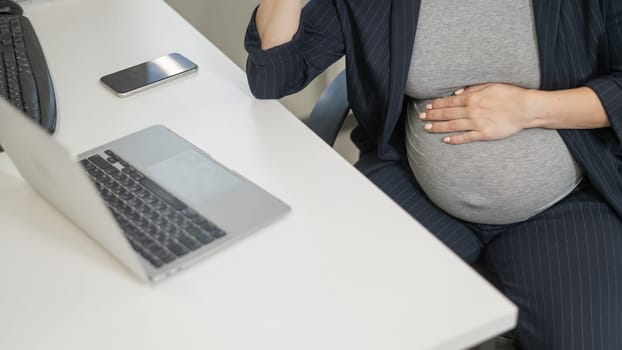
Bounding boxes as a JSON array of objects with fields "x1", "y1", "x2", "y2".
[{"x1": 80, "y1": 150, "x2": 227, "y2": 268}]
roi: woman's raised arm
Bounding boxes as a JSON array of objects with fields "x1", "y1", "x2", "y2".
[
  {"x1": 244, "y1": 0, "x2": 344, "y2": 99},
  {"x1": 256, "y1": 0, "x2": 302, "y2": 50}
]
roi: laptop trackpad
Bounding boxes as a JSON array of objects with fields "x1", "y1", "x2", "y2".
[{"x1": 145, "y1": 149, "x2": 242, "y2": 207}]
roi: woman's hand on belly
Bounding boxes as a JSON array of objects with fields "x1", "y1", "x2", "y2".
[{"x1": 420, "y1": 83, "x2": 531, "y2": 145}]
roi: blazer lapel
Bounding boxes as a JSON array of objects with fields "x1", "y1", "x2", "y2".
[
  {"x1": 533, "y1": 0, "x2": 562, "y2": 90},
  {"x1": 381, "y1": 0, "x2": 420, "y2": 154}
]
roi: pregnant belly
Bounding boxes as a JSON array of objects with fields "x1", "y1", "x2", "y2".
[{"x1": 405, "y1": 101, "x2": 583, "y2": 225}]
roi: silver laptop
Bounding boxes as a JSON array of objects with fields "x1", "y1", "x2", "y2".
[{"x1": 0, "y1": 99, "x2": 290, "y2": 283}]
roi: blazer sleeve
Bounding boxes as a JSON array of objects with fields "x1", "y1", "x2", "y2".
[
  {"x1": 583, "y1": 0, "x2": 622, "y2": 141},
  {"x1": 244, "y1": 0, "x2": 345, "y2": 99}
]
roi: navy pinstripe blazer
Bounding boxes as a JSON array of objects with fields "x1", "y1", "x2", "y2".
[{"x1": 245, "y1": 0, "x2": 622, "y2": 218}]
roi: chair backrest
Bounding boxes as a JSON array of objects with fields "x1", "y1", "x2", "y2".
[{"x1": 306, "y1": 70, "x2": 350, "y2": 146}]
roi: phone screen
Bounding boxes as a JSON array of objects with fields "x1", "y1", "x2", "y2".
[{"x1": 100, "y1": 53, "x2": 197, "y2": 96}]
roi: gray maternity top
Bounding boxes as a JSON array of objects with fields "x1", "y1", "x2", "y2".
[{"x1": 405, "y1": 0, "x2": 583, "y2": 224}]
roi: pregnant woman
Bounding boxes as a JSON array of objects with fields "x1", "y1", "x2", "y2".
[{"x1": 245, "y1": 1, "x2": 622, "y2": 348}]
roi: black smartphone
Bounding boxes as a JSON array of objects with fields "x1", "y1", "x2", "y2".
[{"x1": 100, "y1": 53, "x2": 198, "y2": 97}]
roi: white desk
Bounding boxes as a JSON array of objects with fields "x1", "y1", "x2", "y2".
[{"x1": 0, "y1": 1, "x2": 517, "y2": 349}]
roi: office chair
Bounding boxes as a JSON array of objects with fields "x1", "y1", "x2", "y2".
[
  {"x1": 306, "y1": 70, "x2": 350, "y2": 146},
  {"x1": 305, "y1": 70, "x2": 517, "y2": 350}
]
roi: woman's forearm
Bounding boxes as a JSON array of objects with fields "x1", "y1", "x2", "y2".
[
  {"x1": 256, "y1": 0, "x2": 302, "y2": 50},
  {"x1": 524, "y1": 87, "x2": 610, "y2": 130}
]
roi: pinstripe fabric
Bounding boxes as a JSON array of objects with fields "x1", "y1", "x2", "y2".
[
  {"x1": 245, "y1": 0, "x2": 622, "y2": 220},
  {"x1": 358, "y1": 160, "x2": 622, "y2": 349},
  {"x1": 245, "y1": 1, "x2": 622, "y2": 348},
  {"x1": 480, "y1": 179, "x2": 622, "y2": 349}
]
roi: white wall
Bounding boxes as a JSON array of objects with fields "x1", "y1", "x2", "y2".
[{"x1": 165, "y1": 0, "x2": 344, "y2": 120}]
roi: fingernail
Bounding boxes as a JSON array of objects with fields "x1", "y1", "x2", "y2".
[
  {"x1": 424, "y1": 123, "x2": 432, "y2": 130},
  {"x1": 425, "y1": 104, "x2": 433, "y2": 110},
  {"x1": 454, "y1": 88, "x2": 464, "y2": 95},
  {"x1": 419, "y1": 112, "x2": 427, "y2": 120},
  {"x1": 443, "y1": 137, "x2": 451, "y2": 143}
]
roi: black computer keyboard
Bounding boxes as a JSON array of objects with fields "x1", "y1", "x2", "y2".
[
  {"x1": 0, "y1": 1, "x2": 56, "y2": 150},
  {"x1": 81, "y1": 150, "x2": 228, "y2": 269}
]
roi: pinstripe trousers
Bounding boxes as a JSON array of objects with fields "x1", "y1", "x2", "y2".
[{"x1": 357, "y1": 158, "x2": 622, "y2": 350}]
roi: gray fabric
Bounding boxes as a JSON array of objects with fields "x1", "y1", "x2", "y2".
[{"x1": 404, "y1": 0, "x2": 583, "y2": 224}]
